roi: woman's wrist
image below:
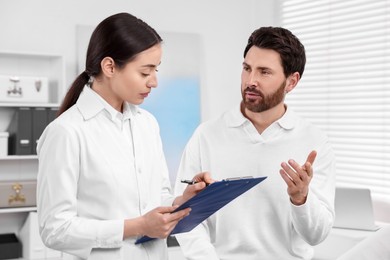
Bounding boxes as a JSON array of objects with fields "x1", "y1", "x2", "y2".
[{"x1": 123, "y1": 217, "x2": 145, "y2": 239}]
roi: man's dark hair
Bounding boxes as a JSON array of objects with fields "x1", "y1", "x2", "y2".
[{"x1": 243, "y1": 27, "x2": 306, "y2": 78}]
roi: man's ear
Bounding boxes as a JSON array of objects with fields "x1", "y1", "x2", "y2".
[
  {"x1": 285, "y1": 72, "x2": 300, "y2": 93},
  {"x1": 101, "y1": 57, "x2": 115, "y2": 77}
]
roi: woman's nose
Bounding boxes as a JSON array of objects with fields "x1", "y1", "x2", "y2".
[{"x1": 147, "y1": 74, "x2": 158, "y2": 88}]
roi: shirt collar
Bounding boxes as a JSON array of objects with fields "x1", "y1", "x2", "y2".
[
  {"x1": 226, "y1": 103, "x2": 296, "y2": 130},
  {"x1": 276, "y1": 105, "x2": 295, "y2": 130},
  {"x1": 76, "y1": 85, "x2": 140, "y2": 121}
]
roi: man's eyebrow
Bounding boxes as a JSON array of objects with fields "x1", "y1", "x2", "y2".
[{"x1": 242, "y1": 62, "x2": 271, "y2": 70}]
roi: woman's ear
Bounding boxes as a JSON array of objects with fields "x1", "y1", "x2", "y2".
[
  {"x1": 101, "y1": 57, "x2": 115, "y2": 77},
  {"x1": 285, "y1": 72, "x2": 300, "y2": 93}
]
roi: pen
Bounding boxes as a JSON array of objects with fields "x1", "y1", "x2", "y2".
[
  {"x1": 181, "y1": 179, "x2": 197, "y2": 185},
  {"x1": 181, "y1": 179, "x2": 211, "y2": 186}
]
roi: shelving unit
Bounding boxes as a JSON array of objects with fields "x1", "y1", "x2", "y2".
[
  {"x1": 0, "y1": 51, "x2": 64, "y2": 104},
  {"x1": 0, "y1": 51, "x2": 65, "y2": 259},
  {"x1": 0, "y1": 207, "x2": 37, "y2": 214},
  {"x1": 0, "y1": 103, "x2": 60, "y2": 108},
  {"x1": 0, "y1": 155, "x2": 38, "y2": 160},
  {"x1": 0, "y1": 51, "x2": 64, "y2": 130}
]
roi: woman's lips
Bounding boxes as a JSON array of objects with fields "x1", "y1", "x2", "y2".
[{"x1": 140, "y1": 92, "x2": 149, "y2": 98}]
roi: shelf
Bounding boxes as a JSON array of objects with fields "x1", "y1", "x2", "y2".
[
  {"x1": 0, "y1": 51, "x2": 65, "y2": 105},
  {"x1": 0, "y1": 103, "x2": 60, "y2": 108},
  {"x1": 0, "y1": 51, "x2": 64, "y2": 247},
  {"x1": 0, "y1": 206, "x2": 36, "y2": 214},
  {"x1": 0, "y1": 155, "x2": 38, "y2": 161}
]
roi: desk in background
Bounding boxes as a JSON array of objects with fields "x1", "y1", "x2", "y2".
[{"x1": 314, "y1": 222, "x2": 389, "y2": 260}]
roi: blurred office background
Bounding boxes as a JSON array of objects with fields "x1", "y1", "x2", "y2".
[
  {"x1": 0, "y1": 0, "x2": 389, "y2": 259},
  {"x1": 0, "y1": 0, "x2": 274, "y2": 186}
]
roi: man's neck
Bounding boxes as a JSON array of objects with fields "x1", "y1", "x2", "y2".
[{"x1": 241, "y1": 102, "x2": 286, "y2": 134}]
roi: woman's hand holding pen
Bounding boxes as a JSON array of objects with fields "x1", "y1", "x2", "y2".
[{"x1": 173, "y1": 171, "x2": 214, "y2": 206}]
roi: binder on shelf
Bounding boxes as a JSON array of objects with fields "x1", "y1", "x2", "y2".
[
  {"x1": 6, "y1": 107, "x2": 58, "y2": 155},
  {"x1": 7, "y1": 107, "x2": 33, "y2": 155},
  {"x1": 47, "y1": 107, "x2": 59, "y2": 123},
  {"x1": 135, "y1": 176, "x2": 267, "y2": 244},
  {"x1": 32, "y1": 107, "x2": 47, "y2": 154}
]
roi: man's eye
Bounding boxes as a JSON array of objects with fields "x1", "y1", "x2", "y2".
[
  {"x1": 243, "y1": 67, "x2": 250, "y2": 72},
  {"x1": 141, "y1": 73, "x2": 150, "y2": 77}
]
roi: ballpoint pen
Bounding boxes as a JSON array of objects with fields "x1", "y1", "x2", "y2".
[
  {"x1": 181, "y1": 179, "x2": 197, "y2": 185},
  {"x1": 181, "y1": 179, "x2": 212, "y2": 186}
]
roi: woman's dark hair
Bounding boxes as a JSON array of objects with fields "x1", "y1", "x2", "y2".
[
  {"x1": 58, "y1": 12, "x2": 162, "y2": 115},
  {"x1": 243, "y1": 27, "x2": 306, "y2": 78}
]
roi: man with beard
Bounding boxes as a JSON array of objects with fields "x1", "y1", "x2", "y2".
[{"x1": 174, "y1": 27, "x2": 336, "y2": 259}]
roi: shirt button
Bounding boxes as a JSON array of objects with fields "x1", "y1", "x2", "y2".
[{"x1": 137, "y1": 168, "x2": 142, "y2": 174}]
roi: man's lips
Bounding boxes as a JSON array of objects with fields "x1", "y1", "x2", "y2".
[
  {"x1": 140, "y1": 92, "x2": 150, "y2": 98},
  {"x1": 245, "y1": 91, "x2": 260, "y2": 96},
  {"x1": 245, "y1": 91, "x2": 261, "y2": 98}
]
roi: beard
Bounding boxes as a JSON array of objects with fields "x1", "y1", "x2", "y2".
[{"x1": 241, "y1": 80, "x2": 286, "y2": 113}]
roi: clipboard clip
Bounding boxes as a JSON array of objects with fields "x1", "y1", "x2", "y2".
[{"x1": 224, "y1": 176, "x2": 253, "y2": 181}]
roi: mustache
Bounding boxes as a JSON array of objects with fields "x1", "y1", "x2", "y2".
[{"x1": 244, "y1": 86, "x2": 263, "y2": 97}]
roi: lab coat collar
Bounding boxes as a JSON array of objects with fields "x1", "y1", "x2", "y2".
[{"x1": 76, "y1": 85, "x2": 140, "y2": 121}]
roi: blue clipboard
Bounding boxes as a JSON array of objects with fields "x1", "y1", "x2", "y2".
[{"x1": 135, "y1": 176, "x2": 267, "y2": 244}]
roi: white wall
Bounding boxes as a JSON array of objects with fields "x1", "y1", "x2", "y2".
[{"x1": 0, "y1": 0, "x2": 274, "y2": 121}]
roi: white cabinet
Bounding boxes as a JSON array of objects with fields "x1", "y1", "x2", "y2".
[
  {"x1": 0, "y1": 52, "x2": 65, "y2": 259},
  {"x1": 0, "y1": 51, "x2": 65, "y2": 105},
  {"x1": 0, "y1": 51, "x2": 65, "y2": 131}
]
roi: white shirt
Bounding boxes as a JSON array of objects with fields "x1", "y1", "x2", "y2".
[
  {"x1": 174, "y1": 105, "x2": 336, "y2": 260},
  {"x1": 37, "y1": 86, "x2": 174, "y2": 260}
]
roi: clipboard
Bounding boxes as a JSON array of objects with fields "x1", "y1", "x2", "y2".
[{"x1": 135, "y1": 176, "x2": 267, "y2": 244}]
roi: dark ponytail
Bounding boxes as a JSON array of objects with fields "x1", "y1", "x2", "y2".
[
  {"x1": 57, "y1": 13, "x2": 162, "y2": 116},
  {"x1": 58, "y1": 71, "x2": 89, "y2": 115}
]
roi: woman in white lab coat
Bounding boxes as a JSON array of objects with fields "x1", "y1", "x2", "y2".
[{"x1": 36, "y1": 12, "x2": 209, "y2": 260}]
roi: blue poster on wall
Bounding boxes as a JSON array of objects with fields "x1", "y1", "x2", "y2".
[
  {"x1": 141, "y1": 32, "x2": 201, "y2": 185},
  {"x1": 141, "y1": 77, "x2": 200, "y2": 185},
  {"x1": 141, "y1": 32, "x2": 202, "y2": 186}
]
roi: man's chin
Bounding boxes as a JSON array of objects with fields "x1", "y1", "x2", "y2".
[{"x1": 244, "y1": 103, "x2": 263, "y2": 113}]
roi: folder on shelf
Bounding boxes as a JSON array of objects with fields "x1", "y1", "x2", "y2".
[
  {"x1": 135, "y1": 176, "x2": 267, "y2": 244},
  {"x1": 47, "y1": 107, "x2": 58, "y2": 123},
  {"x1": 32, "y1": 108, "x2": 47, "y2": 155},
  {"x1": 7, "y1": 108, "x2": 33, "y2": 155},
  {"x1": 6, "y1": 107, "x2": 58, "y2": 155},
  {"x1": 32, "y1": 107, "x2": 58, "y2": 154}
]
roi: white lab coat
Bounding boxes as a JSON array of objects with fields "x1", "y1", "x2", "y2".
[{"x1": 37, "y1": 86, "x2": 174, "y2": 259}]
